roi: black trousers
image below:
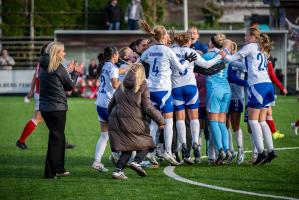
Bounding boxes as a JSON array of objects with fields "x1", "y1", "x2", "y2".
[
  {"x1": 41, "y1": 111, "x2": 66, "y2": 178},
  {"x1": 116, "y1": 149, "x2": 149, "y2": 170}
]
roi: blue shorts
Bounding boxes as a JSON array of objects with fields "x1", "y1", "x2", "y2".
[
  {"x1": 97, "y1": 106, "x2": 109, "y2": 122},
  {"x1": 206, "y1": 87, "x2": 231, "y2": 113},
  {"x1": 247, "y1": 82, "x2": 274, "y2": 109},
  {"x1": 228, "y1": 99, "x2": 244, "y2": 113},
  {"x1": 150, "y1": 90, "x2": 173, "y2": 113},
  {"x1": 172, "y1": 85, "x2": 199, "y2": 111}
]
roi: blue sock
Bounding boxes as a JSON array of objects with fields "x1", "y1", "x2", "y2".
[
  {"x1": 209, "y1": 120, "x2": 223, "y2": 151},
  {"x1": 218, "y1": 122, "x2": 229, "y2": 152}
]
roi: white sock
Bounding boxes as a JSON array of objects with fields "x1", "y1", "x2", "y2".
[
  {"x1": 190, "y1": 119, "x2": 200, "y2": 146},
  {"x1": 228, "y1": 129, "x2": 235, "y2": 152},
  {"x1": 234, "y1": 129, "x2": 243, "y2": 151},
  {"x1": 128, "y1": 151, "x2": 136, "y2": 163},
  {"x1": 164, "y1": 118, "x2": 174, "y2": 154},
  {"x1": 248, "y1": 120, "x2": 264, "y2": 154},
  {"x1": 150, "y1": 120, "x2": 159, "y2": 145},
  {"x1": 249, "y1": 133, "x2": 258, "y2": 154},
  {"x1": 176, "y1": 120, "x2": 186, "y2": 144},
  {"x1": 260, "y1": 121, "x2": 274, "y2": 152},
  {"x1": 208, "y1": 131, "x2": 216, "y2": 160},
  {"x1": 198, "y1": 129, "x2": 204, "y2": 148},
  {"x1": 94, "y1": 131, "x2": 109, "y2": 163}
]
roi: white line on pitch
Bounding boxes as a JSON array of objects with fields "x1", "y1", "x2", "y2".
[{"x1": 164, "y1": 147, "x2": 299, "y2": 200}]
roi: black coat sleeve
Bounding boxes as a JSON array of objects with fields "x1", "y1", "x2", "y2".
[{"x1": 57, "y1": 65, "x2": 79, "y2": 91}]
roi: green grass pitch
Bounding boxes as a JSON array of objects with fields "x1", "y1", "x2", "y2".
[{"x1": 0, "y1": 96, "x2": 298, "y2": 200}]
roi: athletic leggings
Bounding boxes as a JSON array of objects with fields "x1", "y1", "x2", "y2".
[{"x1": 116, "y1": 149, "x2": 149, "y2": 170}]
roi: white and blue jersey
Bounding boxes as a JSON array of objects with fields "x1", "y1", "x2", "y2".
[
  {"x1": 204, "y1": 49, "x2": 231, "y2": 113},
  {"x1": 225, "y1": 43, "x2": 274, "y2": 108},
  {"x1": 227, "y1": 64, "x2": 247, "y2": 113},
  {"x1": 171, "y1": 45, "x2": 222, "y2": 111},
  {"x1": 95, "y1": 61, "x2": 118, "y2": 122},
  {"x1": 141, "y1": 44, "x2": 190, "y2": 113}
]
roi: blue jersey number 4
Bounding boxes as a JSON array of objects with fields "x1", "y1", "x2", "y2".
[{"x1": 152, "y1": 58, "x2": 159, "y2": 76}]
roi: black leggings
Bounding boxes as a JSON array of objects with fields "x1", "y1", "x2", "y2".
[{"x1": 116, "y1": 149, "x2": 149, "y2": 170}]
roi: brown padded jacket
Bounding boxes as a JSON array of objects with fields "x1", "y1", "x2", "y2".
[{"x1": 108, "y1": 71, "x2": 164, "y2": 152}]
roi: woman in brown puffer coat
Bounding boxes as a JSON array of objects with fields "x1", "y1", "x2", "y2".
[{"x1": 108, "y1": 63, "x2": 164, "y2": 180}]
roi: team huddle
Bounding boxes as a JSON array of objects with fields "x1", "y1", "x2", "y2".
[
  {"x1": 91, "y1": 20, "x2": 287, "y2": 179},
  {"x1": 17, "y1": 20, "x2": 288, "y2": 180}
]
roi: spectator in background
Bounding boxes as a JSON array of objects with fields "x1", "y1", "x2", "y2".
[
  {"x1": 104, "y1": 0, "x2": 122, "y2": 30},
  {"x1": 125, "y1": 0, "x2": 144, "y2": 30},
  {"x1": 87, "y1": 58, "x2": 100, "y2": 99},
  {"x1": 187, "y1": 27, "x2": 208, "y2": 54},
  {"x1": 0, "y1": 49, "x2": 15, "y2": 69}
]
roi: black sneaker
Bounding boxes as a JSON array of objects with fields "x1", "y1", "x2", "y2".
[
  {"x1": 65, "y1": 143, "x2": 75, "y2": 149},
  {"x1": 253, "y1": 151, "x2": 267, "y2": 165},
  {"x1": 261, "y1": 151, "x2": 277, "y2": 164},
  {"x1": 16, "y1": 140, "x2": 27, "y2": 150},
  {"x1": 215, "y1": 149, "x2": 226, "y2": 165},
  {"x1": 193, "y1": 143, "x2": 201, "y2": 158}
]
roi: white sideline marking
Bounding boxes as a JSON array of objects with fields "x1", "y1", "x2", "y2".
[{"x1": 164, "y1": 147, "x2": 299, "y2": 200}]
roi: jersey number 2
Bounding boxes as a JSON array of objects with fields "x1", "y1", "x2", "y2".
[
  {"x1": 100, "y1": 75, "x2": 106, "y2": 93},
  {"x1": 257, "y1": 53, "x2": 267, "y2": 71}
]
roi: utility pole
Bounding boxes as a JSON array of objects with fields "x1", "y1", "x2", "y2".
[
  {"x1": 30, "y1": 0, "x2": 34, "y2": 68},
  {"x1": 184, "y1": 0, "x2": 188, "y2": 31},
  {"x1": 0, "y1": 0, "x2": 2, "y2": 50},
  {"x1": 85, "y1": 0, "x2": 88, "y2": 29}
]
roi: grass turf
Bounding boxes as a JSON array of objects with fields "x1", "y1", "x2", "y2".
[{"x1": 0, "y1": 96, "x2": 298, "y2": 200}]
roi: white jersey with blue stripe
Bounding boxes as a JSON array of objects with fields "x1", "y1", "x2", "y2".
[
  {"x1": 237, "y1": 43, "x2": 271, "y2": 86},
  {"x1": 171, "y1": 45, "x2": 196, "y2": 88},
  {"x1": 140, "y1": 44, "x2": 189, "y2": 91},
  {"x1": 171, "y1": 45, "x2": 222, "y2": 88},
  {"x1": 230, "y1": 66, "x2": 246, "y2": 101},
  {"x1": 95, "y1": 61, "x2": 119, "y2": 108}
]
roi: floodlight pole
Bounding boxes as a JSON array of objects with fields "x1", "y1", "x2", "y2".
[{"x1": 184, "y1": 0, "x2": 188, "y2": 31}]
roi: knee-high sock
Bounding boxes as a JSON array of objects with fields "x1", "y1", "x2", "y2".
[
  {"x1": 209, "y1": 120, "x2": 223, "y2": 151},
  {"x1": 150, "y1": 120, "x2": 159, "y2": 145},
  {"x1": 176, "y1": 120, "x2": 186, "y2": 144},
  {"x1": 249, "y1": 133, "x2": 258, "y2": 155},
  {"x1": 164, "y1": 118, "x2": 174, "y2": 154},
  {"x1": 94, "y1": 131, "x2": 109, "y2": 162},
  {"x1": 208, "y1": 130, "x2": 216, "y2": 160},
  {"x1": 266, "y1": 115, "x2": 277, "y2": 134},
  {"x1": 190, "y1": 119, "x2": 200, "y2": 146},
  {"x1": 228, "y1": 129, "x2": 235, "y2": 153},
  {"x1": 198, "y1": 129, "x2": 204, "y2": 151},
  {"x1": 248, "y1": 120, "x2": 264, "y2": 154},
  {"x1": 234, "y1": 129, "x2": 243, "y2": 151},
  {"x1": 218, "y1": 122, "x2": 229, "y2": 152},
  {"x1": 19, "y1": 119, "x2": 37, "y2": 143},
  {"x1": 260, "y1": 121, "x2": 274, "y2": 152}
]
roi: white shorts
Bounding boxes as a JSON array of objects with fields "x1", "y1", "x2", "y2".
[{"x1": 34, "y1": 93, "x2": 40, "y2": 111}]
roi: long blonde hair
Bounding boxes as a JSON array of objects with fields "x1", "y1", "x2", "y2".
[
  {"x1": 247, "y1": 27, "x2": 273, "y2": 54},
  {"x1": 139, "y1": 20, "x2": 167, "y2": 43},
  {"x1": 48, "y1": 42, "x2": 64, "y2": 73},
  {"x1": 122, "y1": 63, "x2": 145, "y2": 93},
  {"x1": 223, "y1": 39, "x2": 238, "y2": 54}
]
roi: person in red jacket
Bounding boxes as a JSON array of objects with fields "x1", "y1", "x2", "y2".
[{"x1": 266, "y1": 59, "x2": 287, "y2": 140}]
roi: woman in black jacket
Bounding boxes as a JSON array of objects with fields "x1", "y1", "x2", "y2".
[{"x1": 39, "y1": 42, "x2": 83, "y2": 179}]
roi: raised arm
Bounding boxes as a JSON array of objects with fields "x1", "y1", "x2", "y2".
[{"x1": 195, "y1": 51, "x2": 222, "y2": 69}]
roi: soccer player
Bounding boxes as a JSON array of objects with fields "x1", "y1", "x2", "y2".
[
  {"x1": 225, "y1": 39, "x2": 248, "y2": 164},
  {"x1": 187, "y1": 26, "x2": 208, "y2": 54},
  {"x1": 16, "y1": 45, "x2": 46, "y2": 149},
  {"x1": 203, "y1": 33, "x2": 232, "y2": 165},
  {"x1": 222, "y1": 27, "x2": 277, "y2": 165},
  {"x1": 291, "y1": 120, "x2": 299, "y2": 135},
  {"x1": 117, "y1": 47, "x2": 137, "y2": 82},
  {"x1": 266, "y1": 58, "x2": 288, "y2": 139},
  {"x1": 139, "y1": 20, "x2": 197, "y2": 165},
  {"x1": 170, "y1": 32, "x2": 223, "y2": 164},
  {"x1": 92, "y1": 47, "x2": 120, "y2": 172}
]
